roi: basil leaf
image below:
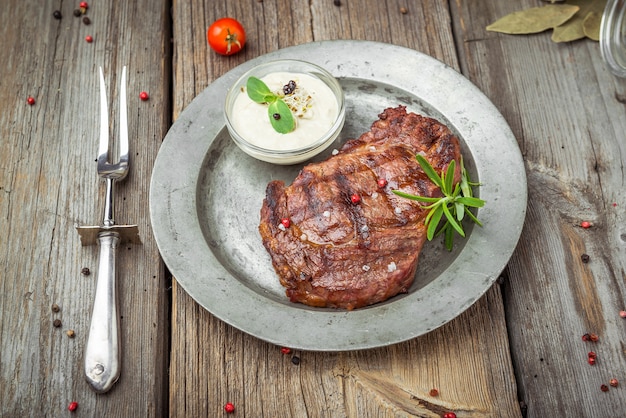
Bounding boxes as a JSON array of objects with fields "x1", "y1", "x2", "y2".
[
  {"x1": 247, "y1": 76, "x2": 276, "y2": 104},
  {"x1": 268, "y1": 99, "x2": 295, "y2": 134}
]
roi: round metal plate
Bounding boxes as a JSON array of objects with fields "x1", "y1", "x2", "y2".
[{"x1": 149, "y1": 40, "x2": 527, "y2": 351}]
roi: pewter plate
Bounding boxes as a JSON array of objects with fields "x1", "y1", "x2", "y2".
[{"x1": 149, "y1": 40, "x2": 527, "y2": 351}]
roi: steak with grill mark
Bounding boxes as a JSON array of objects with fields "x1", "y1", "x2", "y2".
[{"x1": 259, "y1": 106, "x2": 461, "y2": 310}]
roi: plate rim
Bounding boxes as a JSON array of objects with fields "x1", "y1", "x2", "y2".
[{"x1": 149, "y1": 40, "x2": 527, "y2": 351}]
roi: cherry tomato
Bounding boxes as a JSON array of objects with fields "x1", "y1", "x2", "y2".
[{"x1": 207, "y1": 18, "x2": 246, "y2": 56}]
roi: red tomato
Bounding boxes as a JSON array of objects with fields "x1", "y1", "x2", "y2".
[{"x1": 207, "y1": 18, "x2": 246, "y2": 56}]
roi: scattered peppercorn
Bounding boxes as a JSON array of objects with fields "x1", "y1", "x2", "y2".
[
  {"x1": 581, "y1": 221, "x2": 591, "y2": 229},
  {"x1": 291, "y1": 355, "x2": 301, "y2": 365},
  {"x1": 377, "y1": 178, "x2": 387, "y2": 188},
  {"x1": 51, "y1": 303, "x2": 60, "y2": 313},
  {"x1": 53, "y1": 319, "x2": 62, "y2": 328},
  {"x1": 139, "y1": 91, "x2": 149, "y2": 101},
  {"x1": 601, "y1": 384, "x2": 609, "y2": 392},
  {"x1": 610, "y1": 378, "x2": 619, "y2": 387},
  {"x1": 333, "y1": 0, "x2": 341, "y2": 6},
  {"x1": 588, "y1": 351, "x2": 597, "y2": 359},
  {"x1": 582, "y1": 333, "x2": 591, "y2": 342},
  {"x1": 429, "y1": 388, "x2": 439, "y2": 397},
  {"x1": 443, "y1": 413, "x2": 457, "y2": 418},
  {"x1": 73, "y1": 9, "x2": 82, "y2": 17},
  {"x1": 66, "y1": 329, "x2": 75, "y2": 338},
  {"x1": 27, "y1": 96, "x2": 35, "y2": 106},
  {"x1": 81, "y1": 267, "x2": 91, "y2": 276},
  {"x1": 620, "y1": 310, "x2": 626, "y2": 318},
  {"x1": 85, "y1": 35, "x2": 93, "y2": 43},
  {"x1": 281, "y1": 218, "x2": 291, "y2": 228},
  {"x1": 68, "y1": 401, "x2": 78, "y2": 412},
  {"x1": 280, "y1": 347, "x2": 291, "y2": 354},
  {"x1": 282, "y1": 80, "x2": 297, "y2": 95},
  {"x1": 351, "y1": 193, "x2": 361, "y2": 204},
  {"x1": 590, "y1": 333, "x2": 599, "y2": 342},
  {"x1": 80, "y1": 1, "x2": 89, "y2": 9},
  {"x1": 588, "y1": 357, "x2": 596, "y2": 365},
  {"x1": 581, "y1": 253, "x2": 590, "y2": 263},
  {"x1": 83, "y1": 16, "x2": 91, "y2": 25},
  {"x1": 53, "y1": 10, "x2": 62, "y2": 19},
  {"x1": 224, "y1": 402, "x2": 235, "y2": 413},
  {"x1": 400, "y1": 7, "x2": 408, "y2": 14},
  {"x1": 272, "y1": 113, "x2": 281, "y2": 120}
]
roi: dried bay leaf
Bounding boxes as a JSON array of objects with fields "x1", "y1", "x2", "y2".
[
  {"x1": 583, "y1": 11, "x2": 602, "y2": 41},
  {"x1": 486, "y1": 4, "x2": 580, "y2": 34},
  {"x1": 552, "y1": 0, "x2": 606, "y2": 41}
]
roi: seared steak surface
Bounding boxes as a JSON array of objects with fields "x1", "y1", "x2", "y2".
[{"x1": 259, "y1": 106, "x2": 461, "y2": 310}]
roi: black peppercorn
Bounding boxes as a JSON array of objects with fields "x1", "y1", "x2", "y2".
[
  {"x1": 333, "y1": 0, "x2": 341, "y2": 6},
  {"x1": 272, "y1": 113, "x2": 281, "y2": 120},
  {"x1": 51, "y1": 303, "x2": 60, "y2": 313},
  {"x1": 581, "y1": 253, "x2": 590, "y2": 263},
  {"x1": 73, "y1": 9, "x2": 82, "y2": 17},
  {"x1": 83, "y1": 16, "x2": 91, "y2": 25},
  {"x1": 291, "y1": 356, "x2": 300, "y2": 365},
  {"x1": 53, "y1": 10, "x2": 62, "y2": 19},
  {"x1": 53, "y1": 319, "x2": 62, "y2": 328},
  {"x1": 81, "y1": 267, "x2": 91, "y2": 276}
]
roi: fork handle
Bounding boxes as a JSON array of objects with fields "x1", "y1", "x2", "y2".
[{"x1": 85, "y1": 231, "x2": 121, "y2": 393}]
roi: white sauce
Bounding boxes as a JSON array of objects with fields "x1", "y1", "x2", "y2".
[{"x1": 231, "y1": 72, "x2": 339, "y2": 151}]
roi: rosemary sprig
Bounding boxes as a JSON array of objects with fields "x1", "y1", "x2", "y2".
[
  {"x1": 392, "y1": 154, "x2": 485, "y2": 251},
  {"x1": 246, "y1": 76, "x2": 296, "y2": 134}
]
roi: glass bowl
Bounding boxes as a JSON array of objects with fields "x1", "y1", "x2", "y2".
[
  {"x1": 224, "y1": 59, "x2": 345, "y2": 165},
  {"x1": 600, "y1": 0, "x2": 626, "y2": 78}
]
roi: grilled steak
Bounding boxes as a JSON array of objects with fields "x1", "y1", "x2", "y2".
[{"x1": 259, "y1": 106, "x2": 461, "y2": 310}]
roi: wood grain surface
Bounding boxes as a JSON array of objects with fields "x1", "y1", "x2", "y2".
[
  {"x1": 2, "y1": 0, "x2": 626, "y2": 416},
  {"x1": 0, "y1": 1, "x2": 170, "y2": 416}
]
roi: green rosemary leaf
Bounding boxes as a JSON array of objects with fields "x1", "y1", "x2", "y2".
[
  {"x1": 442, "y1": 204, "x2": 465, "y2": 237},
  {"x1": 455, "y1": 202, "x2": 465, "y2": 222},
  {"x1": 268, "y1": 99, "x2": 296, "y2": 134},
  {"x1": 464, "y1": 206, "x2": 483, "y2": 227},
  {"x1": 392, "y1": 190, "x2": 441, "y2": 203},
  {"x1": 457, "y1": 196, "x2": 486, "y2": 207},
  {"x1": 416, "y1": 155, "x2": 443, "y2": 189},
  {"x1": 444, "y1": 160, "x2": 456, "y2": 195},
  {"x1": 427, "y1": 205, "x2": 444, "y2": 240},
  {"x1": 246, "y1": 76, "x2": 276, "y2": 104}
]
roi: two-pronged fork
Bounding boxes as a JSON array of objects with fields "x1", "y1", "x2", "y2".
[{"x1": 76, "y1": 66, "x2": 140, "y2": 393}]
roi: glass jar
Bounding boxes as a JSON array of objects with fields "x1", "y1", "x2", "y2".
[{"x1": 600, "y1": 0, "x2": 626, "y2": 78}]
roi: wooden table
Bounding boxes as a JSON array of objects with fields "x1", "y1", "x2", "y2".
[{"x1": 2, "y1": 0, "x2": 625, "y2": 416}]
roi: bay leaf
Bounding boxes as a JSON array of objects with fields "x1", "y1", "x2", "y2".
[
  {"x1": 582, "y1": 11, "x2": 602, "y2": 41},
  {"x1": 551, "y1": 0, "x2": 606, "y2": 42},
  {"x1": 486, "y1": 4, "x2": 580, "y2": 34}
]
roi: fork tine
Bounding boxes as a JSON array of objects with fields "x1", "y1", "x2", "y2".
[
  {"x1": 118, "y1": 66, "x2": 128, "y2": 166},
  {"x1": 98, "y1": 66, "x2": 109, "y2": 166}
]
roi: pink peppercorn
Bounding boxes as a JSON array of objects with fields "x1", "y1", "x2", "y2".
[
  {"x1": 351, "y1": 193, "x2": 361, "y2": 204},
  {"x1": 280, "y1": 347, "x2": 291, "y2": 354},
  {"x1": 224, "y1": 402, "x2": 235, "y2": 413},
  {"x1": 610, "y1": 378, "x2": 619, "y2": 387},
  {"x1": 85, "y1": 35, "x2": 93, "y2": 43},
  {"x1": 619, "y1": 310, "x2": 626, "y2": 318},
  {"x1": 68, "y1": 401, "x2": 78, "y2": 412},
  {"x1": 588, "y1": 357, "x2": 596, "y2": 365},
  {"x1": 139, "y1": 91, "x2": 149, "y2": 101},
  {"x1": 601, "y1": 384, "x2": 609, "y2": 392},
  {"x1": 443, "y1": 413, "x2": 456, "y2": 418},
  {"x1": 581, "y1": 221, "x2": 591, "y2": 229},
  {"x1": 377, "y1": 178, "x2": 387, "y2": 188},
  {"x1": 79, "y1": 1, "x2": 89, "y2": 9},
  {"x1": 281, "y1": 218, "x2": 290, "y2": 228},
  {"x1": 27, "y1": 96, "x2": 35, "y2": 105}
]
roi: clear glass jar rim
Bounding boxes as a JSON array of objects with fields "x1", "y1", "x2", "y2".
[{"x1": 600, "y1": 0, "x2": 626, "y2": 78}]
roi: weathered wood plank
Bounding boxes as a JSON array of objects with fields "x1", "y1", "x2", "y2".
[
  {"x1": 453, "y1": 0, "x2": 626, "y2": 415},
  {"x1": 169, "y1": 0, "x2": 521, "y2": 416},
  {"x1": 0, "y1": 1, "x2": 170, "y2": 416}
]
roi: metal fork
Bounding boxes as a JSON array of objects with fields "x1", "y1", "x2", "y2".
[{"x1": 77, "y1": 66, "x2": 140, "y2": 393}]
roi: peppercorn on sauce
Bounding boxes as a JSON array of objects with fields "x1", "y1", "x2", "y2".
[{"x1": 231, "y1": 72, "x2": 339, "y2": 151}]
